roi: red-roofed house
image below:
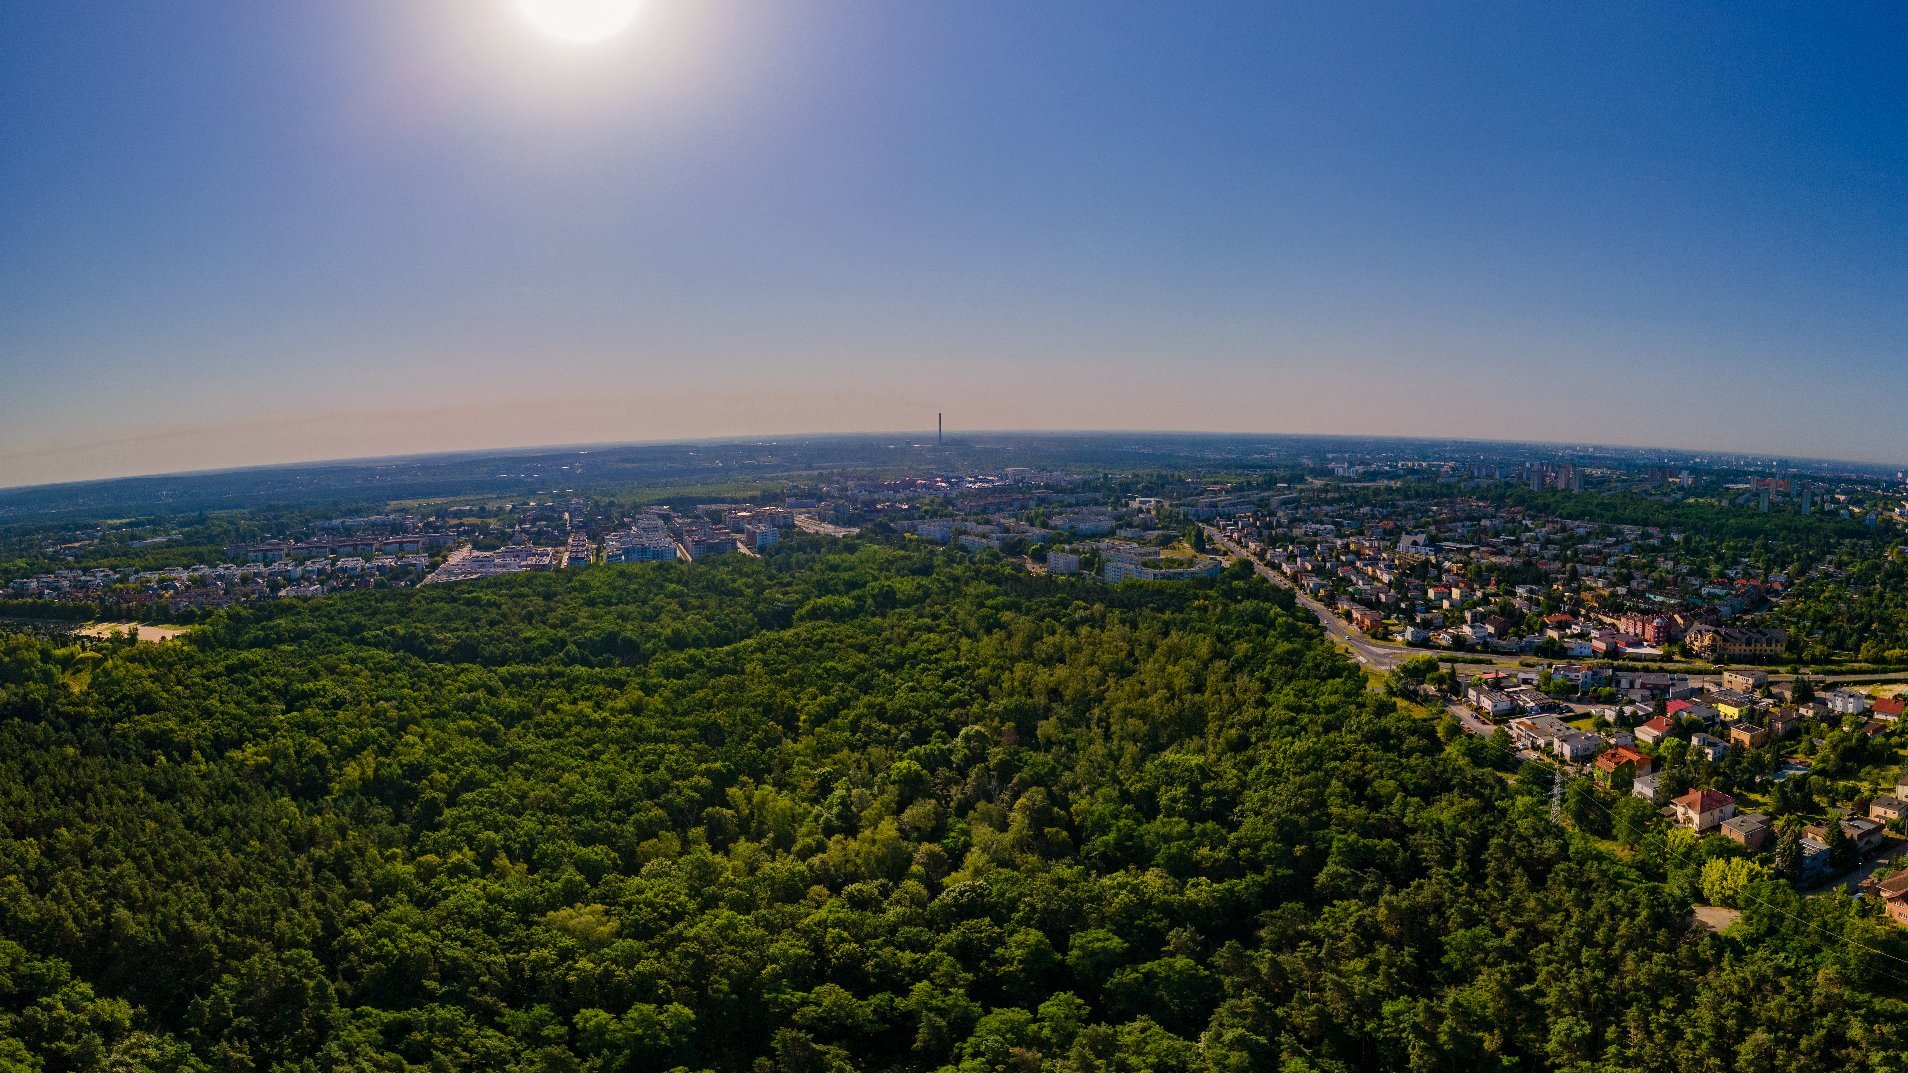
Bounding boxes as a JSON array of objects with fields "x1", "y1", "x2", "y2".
[
  {"x1": 1873, "y1": 697, "x2": 1906, "y2": 722},
  {"x1": 1671, "y1": 789, "x2": 1736, "y2": 833},
  {"x1": 1876, "y1": 871, "x2": 1908, "y2": 927},
  {"x1": 1636, "y1": 716, "x2": 1674, "y2": 746},
  {"x1": 1665, "y1": 699, "x2": 1692, "y2": 718},
  {"x1": 1593, "y1": 746, "x2": 1653, "y2": 788}
]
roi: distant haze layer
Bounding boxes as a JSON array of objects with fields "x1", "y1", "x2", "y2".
[{"x1": 2, "y1": 2, "x2": 1903, "y2": 485}]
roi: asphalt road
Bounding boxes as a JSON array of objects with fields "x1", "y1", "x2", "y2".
[
  {"x1": 1203, "y1": 526, "x2": 1463, "y2": 672},
  {"x1": 1200, "y1": 525, "x2": 1908, "y2": 689},
  {"x1": 1446, "y1": 702, "x2": 1499, "y2": 737},
  {"x1": 1808, "y1": 840, "x2": 1908, "y2": 897}
]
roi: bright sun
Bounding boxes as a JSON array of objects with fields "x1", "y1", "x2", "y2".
[{"x1": 516, "y1": 0, "x2": 643, "y2": 44}]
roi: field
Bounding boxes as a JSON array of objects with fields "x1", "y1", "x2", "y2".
[{"x1": 73, "y1": 621, "x2": 190, "y2": 642}]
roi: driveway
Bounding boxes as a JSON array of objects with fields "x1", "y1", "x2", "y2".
[{"x1": 1808, "y1": 839, "x2": 1907, "y2": 896}]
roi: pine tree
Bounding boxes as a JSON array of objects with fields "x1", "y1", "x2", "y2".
[
  {"x1": 1825, "y1": 819, "x2": 1857, "y2": 872},
  {"x1": 1772, "y1": 825, "x2": 1802, "y2": 880}
]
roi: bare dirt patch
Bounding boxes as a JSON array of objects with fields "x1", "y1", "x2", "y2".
[
  {"x1": 75, "y1": 622, "x2": 189, "y2": 642},
  {"x1": 1691, "y1": 905, "x2": 1741, "y2": 932}
]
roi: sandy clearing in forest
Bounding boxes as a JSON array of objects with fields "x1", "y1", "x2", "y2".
[{"x1": 75, "y1": 622, "x2": 189, "y2": 642}]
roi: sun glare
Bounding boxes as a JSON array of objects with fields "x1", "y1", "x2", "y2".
[{"x1": 516, "y1": 0, "x2": 643, "y2": 44}]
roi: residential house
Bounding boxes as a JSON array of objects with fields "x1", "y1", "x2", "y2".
[
  {"x1": 1766, "y1": 707, "x2": 1804, "y2": 738},
  {"x1": 1876, "y1": 871, "x2": 1908, "y2": 927},
  {"x1": 1869, "y1": 795, "x2": 1906, "y2": 823},
  {"x1": 1706, "y1": 689, "x2": 1761, "y2": 722},
  {"x1": 1636, "y1": 716, "x2": 1673, "y2": 746},
  {"x1": 1591, "y1": 744, "x2": 1645, "y2": 782},
  {"x1": 1727, "y1": 723, "x2": 1769, "y2": 750},
  {"x1": 1631, "y1": 772, "x2": 1664, "y2": 804},
  {"x1": 1615, "y1": 671, "x2": 1696, "y2": 701},
  {"x1": 1769, "y1": 681, "x2": 1805, "y2": 704},
  {"x1": 1722, "y1": 669, "x2": 1768, "y2": 693},
  {"x1": 1669, "y1": 700, "x2": 1719, "y2": 725},
  {"x1": 1827, "y1": 689, "x2": 1871, "y2": 716},
  {"x1": 1799, "y1": 835, "x2": 1833, "y2": 880},
  {"x1": 1874, "y1": 697, "x2": 1906, "y2": 722},
  {"x1": 1689, "y1": 733, "x2": 1728, "y2": 762},
  {"x1": 1467, "y1": 686, "x2": 1515, "y2": 718},
  {"x1": 1721, "y1": 813, "x2": 1773, "y2": 851},
  {"x1": 1805, "y1": 816, "x2": 1885, "y2": 857},
  {"x1": 1671, "y1": 789, "x2": 1736, "y2": 833},
  {"x1": 1504, "y1": 685, "x2": 1555, "y2": 714},
  {"x1": 1593, "y1": 746, "x2": 1653, "y2": 788},
  {"x1": 1850, "y1": 816, "x2": 1886, "y2": 853},
  {"x1": 1507, "y1": 714, "x2": 1572, "y2": 752},
  {"x1": 1554, "y1": 730, "x2": 1603, "y2": 763}
]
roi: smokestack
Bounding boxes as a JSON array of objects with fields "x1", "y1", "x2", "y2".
[{"x1": 937, "y1": 412, "x2": 942, "y2": 445}]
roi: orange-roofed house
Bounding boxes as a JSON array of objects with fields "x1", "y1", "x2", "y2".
[
  {"x1": 1671, "y1": 789, "x2": 1736, "y2": 833},
  {"x1": 1593, "y1": 746, "x2": 1653, "y2": 788},
  {"x1": 1876, "y1": 871, "x2": 1908, "y2": 927},
  {"x1": 1636, "y1": 716, "x2": 1674, "y2": 746}
]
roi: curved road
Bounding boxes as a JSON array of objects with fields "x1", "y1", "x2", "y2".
[
  {"x1": 1203, "y1": 525, "x2": 1446, "y2": 671},
  {"x1": 1201, "y1": 525, "x2": 1908, "y2": 687}
]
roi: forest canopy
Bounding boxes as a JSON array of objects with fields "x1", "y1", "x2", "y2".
[{"x1": 1, "y1": 537, "x2": 1904, "y2": 1071}]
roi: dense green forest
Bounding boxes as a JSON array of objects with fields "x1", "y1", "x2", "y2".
[
  {"x1": 2, "y1": 537, "x2": 1905, "y2": 1071},
  {"x1": 1774, "y1": 549, "x2": 1908, "y2": 664},
  {"x1": 1484, "y1": 487, "x2": 1880, "y2": 544}
]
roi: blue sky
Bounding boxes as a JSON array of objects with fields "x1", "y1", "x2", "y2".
[{"x1": 1, "y1": 1, "x2": 1902, "y2": 486}]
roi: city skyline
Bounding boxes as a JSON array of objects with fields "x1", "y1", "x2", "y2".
[
  {"x1": 0, "y1": 427, "x2": 1895, "y2": 501},
  {"x1": 4, "y1": 2, "x2": 1904, "y2": 486}
]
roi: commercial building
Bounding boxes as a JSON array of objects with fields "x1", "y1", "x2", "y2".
[{"x1": 1685, "y1": 625, "x2": 1786, "y2": 662}]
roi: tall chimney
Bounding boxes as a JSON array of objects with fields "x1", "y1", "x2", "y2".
[{"x1": 937, "y1": 413, "x2": 942, "y2": 445}]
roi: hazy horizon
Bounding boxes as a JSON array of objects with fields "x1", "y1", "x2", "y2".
[
  {"x1": 5, "y1": 2, "x2": 1904, "y2": 487},
  {"x1": 2, "y1": 425, "x2": 1899, "y2": 497}
]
